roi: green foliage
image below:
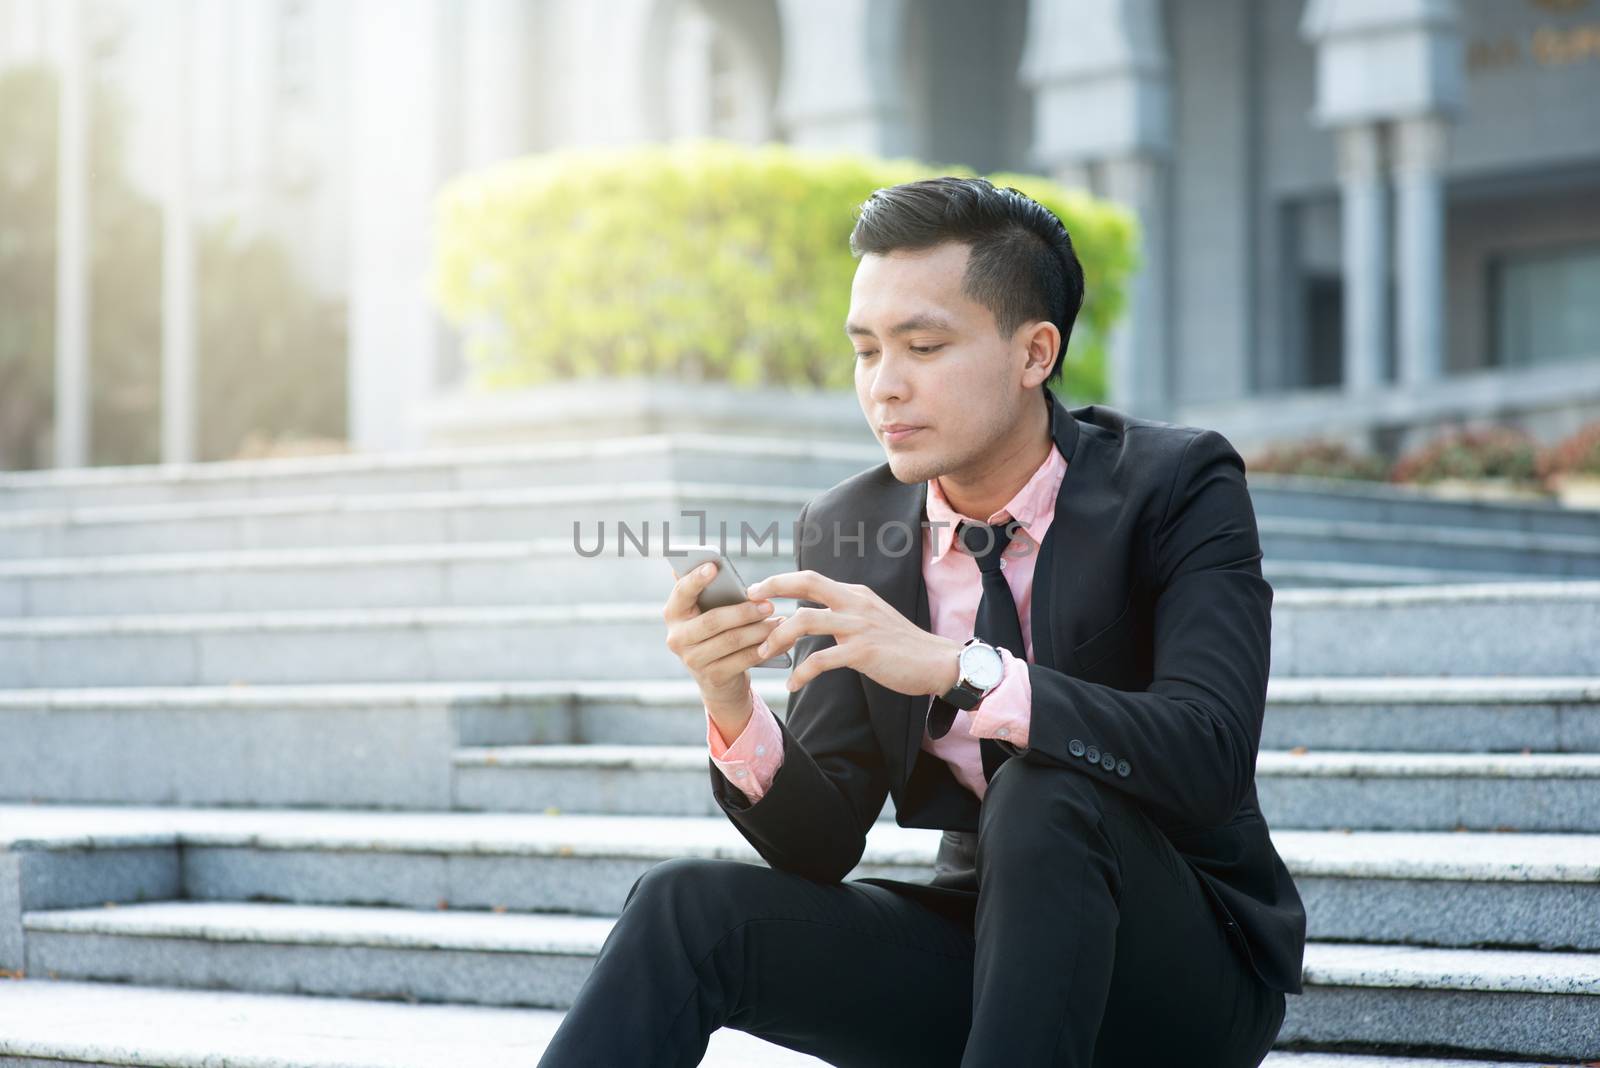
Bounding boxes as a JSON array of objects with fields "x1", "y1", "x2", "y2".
[
  {"x1": 431, "y1": 138, "x2": 1136, "y2": 400},
  {"x1": 194, "y1": 220, "x2": 347, "y2": 461},
  {"x1": 0, "y1": 63, "x2": 345, "y2": 470}
]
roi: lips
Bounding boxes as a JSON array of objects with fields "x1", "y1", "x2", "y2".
[{"x1": 882, "y1": 425, "x2": 922, "y2": 444}]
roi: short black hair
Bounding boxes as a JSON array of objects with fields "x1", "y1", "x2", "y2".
[{"x1": 848, "y1": 176, "x2": 1085, "y2": 391}]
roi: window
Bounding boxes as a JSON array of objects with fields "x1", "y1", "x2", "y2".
[{"x1": 1491, "y1": 242, "x2": 1600, "y2": 368}]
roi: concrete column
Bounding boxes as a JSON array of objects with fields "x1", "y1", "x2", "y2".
[
  {"x1": 1301, "y1": 0, "x2": 1463, "y2": 395},
  {"x1": 1392, "y1": 114, "x2": 1448, "y2": 386},
  {"x1": 1101, "y1": 154, "x2": 1169, "y2": 416},
  {"x1": 545, "y1": 0, "x2": 660, "y2": 146},
  {"x1": 774, "y1": 0, "x2": 911, "y2": 154},
  {"x1": 665, "y1": 2, "x2": 716, "y2": 139},
  {"x1": 161, "y1": 0, "x2": 197, "y2": 464},
  {"x1": 53, "y1": 0, "x2": 89, "y2": 468},
  {"x1": 1021, "y1": 0, "x2": 1172, "y2": 417},
  {"x1": 1335, "y1": 121, "x2": 1387, "y2": 393},
  {"x1": 346, "y1": 0, "x2": 448, "y2": 451},
  {"x1": 459, "y1": 0, "x2": 530, "y2": 169}
]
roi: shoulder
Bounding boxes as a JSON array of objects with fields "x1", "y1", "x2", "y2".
[
  {"x1": 1074, "y1": 403, "x2": 1234, "y2": 462},
  {"x1": 1071, "y1": 404, "x2": 1245, "y2": 500}
]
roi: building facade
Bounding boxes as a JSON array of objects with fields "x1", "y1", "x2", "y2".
[{"x1": 5, "y1": 0, "x2": 1599, "y2": 464}]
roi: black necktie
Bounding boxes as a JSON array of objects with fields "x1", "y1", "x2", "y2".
[{"x1": 926, "y1": 518, "x2": 1028, "y2": 783}]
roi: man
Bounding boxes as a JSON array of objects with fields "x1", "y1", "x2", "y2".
[{"x1": 538, "y1": 176, "x2": 1306, "y2": 1066}]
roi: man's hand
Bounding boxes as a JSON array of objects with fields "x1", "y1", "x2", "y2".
[
  {"x1": 746, "y1": 570, "x2": 964, "y2": 697},
  {"x1": 663, "y1": 560, "x2": 787, "y2": 730}
]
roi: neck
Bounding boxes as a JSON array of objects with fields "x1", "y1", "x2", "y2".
[{"x1": 935, "y1": 392, "x2": 1052, "y2": 520}]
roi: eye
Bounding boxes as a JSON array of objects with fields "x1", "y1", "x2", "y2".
[
  {"x1": 854, "y1": 350, "x2": 876, "y2": 360},
  {"x1": 911, "y1": 345, "x2": 942, "y2": 354}
]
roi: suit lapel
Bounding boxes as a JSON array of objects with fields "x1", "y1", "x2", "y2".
[{"x1": 1032, "y1": 386, "x2": 1085, "y2": 677}]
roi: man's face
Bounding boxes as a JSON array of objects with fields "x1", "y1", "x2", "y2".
[{"x1": 846, "y1": 241, "x2": 1035, "y2": 485}]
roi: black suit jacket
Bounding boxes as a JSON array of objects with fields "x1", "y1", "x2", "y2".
[{"x1": 708, "y1": 383, "x2": 1308, "y2": 996}]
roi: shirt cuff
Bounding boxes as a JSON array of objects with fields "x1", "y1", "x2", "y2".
[
  {"x1": 966, "y1": 646, "x2": 1032, "y2": 750},
  {"x1": 706, "y1": 687, "x2": 785, "y2": 802}
]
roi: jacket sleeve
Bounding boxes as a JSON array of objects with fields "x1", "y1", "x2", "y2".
[
  {"x1": 1017, "y1": 428, "x2": 1272, "y2": 829},
  {"x1": 708, "y1": 497, "x2": 892, "y2": 882}
]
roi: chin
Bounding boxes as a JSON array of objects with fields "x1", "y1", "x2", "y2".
[{"x1": 885, "y1": 452, "x2": 938, "y2": 485}]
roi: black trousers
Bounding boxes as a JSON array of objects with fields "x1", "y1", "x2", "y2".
[{"x1": 537, "y1": 755, "x2": 1286, "y2": 1067}]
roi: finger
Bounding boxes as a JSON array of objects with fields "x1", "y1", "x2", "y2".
[
  {"x1": 784, "y1": 645, "x2": 844, "y2": 691},
  {"x1": 681, "y1": 597, "x2": 776, "y2": 651},
  {"x1": 755, "y1": 605, "x2": 828, "y2": 661},
  {"x1": 745, "y1": 569, "x2": 850, "y2": 607},
  {"x1": 689, "y1": 616, "x2": 785, "y2": 674},
  {"x1": 697, "y1": 627, "x2": 789, "y2": 686},
  {"x1": 664, "y1": 560, "x2": 720, "y2": 622}
]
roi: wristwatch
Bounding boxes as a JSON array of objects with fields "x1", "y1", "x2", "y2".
[{"x1": 937, "y1": 637, "x2": 1006, "y2": 710}]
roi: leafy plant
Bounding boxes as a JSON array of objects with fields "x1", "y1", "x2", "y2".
[
  {"x1": 1243, "y1": 439, "x2": 1390, "y2": 481},
  {"x1": 1389, "y1": 427, "x2": 1542, "y2": 485},
  {"x1": 1536, "y1": 421, "x2": 1600, "y2": 481},
  {"x1": 431, "y1": 138, "x2": 1137, "y2": 401}
]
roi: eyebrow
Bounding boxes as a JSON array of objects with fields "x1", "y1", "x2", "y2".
[{"x1": 844, "y1": 313, "x2": 956, "y2": 338}]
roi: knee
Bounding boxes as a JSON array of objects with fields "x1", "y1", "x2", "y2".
[
  {"x1": 978, "y1": 758, "x2": 1118, "y2": 869},
  {"x1": 983, "y1": 753, "x2": 1114, "y2": 815},
  {"x1": 622, "y1": 857, "x2": 758, "y2": 943}
]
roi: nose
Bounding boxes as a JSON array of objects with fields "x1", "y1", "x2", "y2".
[{"x1": 865, "y1": 350, "x2": 910, "y2": 407}]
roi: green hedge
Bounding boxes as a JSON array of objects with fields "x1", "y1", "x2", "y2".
[{"x1": 431, "y1": 138, "x2": 1137, "y2": 400}]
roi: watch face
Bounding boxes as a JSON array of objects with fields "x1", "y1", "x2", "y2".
[{"x1": 961, "y1": 642, "x2": 1005, "y2": 690}]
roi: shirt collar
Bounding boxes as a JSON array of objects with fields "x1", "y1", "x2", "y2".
[{"x1": 926, "y1": 440, "x2": 1068, "y2": 563}]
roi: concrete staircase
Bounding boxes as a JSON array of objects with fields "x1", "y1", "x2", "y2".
[{"x1": 2, "y1": 432, "x2": 1599, "y2": 1066}]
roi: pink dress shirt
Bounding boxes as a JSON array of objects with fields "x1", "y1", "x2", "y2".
[{"x1": 705, "y1": 440, "x2": 1069, "y2": 805}]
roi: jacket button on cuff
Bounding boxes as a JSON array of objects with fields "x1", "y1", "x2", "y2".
[
  {"x1": 1116, "y1": 759, "x2": 1131, "y2": 778},
  {"x1": 1101, "y1": 752, "x2": 1116, "y2": 772},
  {"x1": 1068, "y1": 738, "x2": 1086, "y2": 757},
  {"x1": 1085, "y1": 745, "x2": 1101, "y2": 763}
]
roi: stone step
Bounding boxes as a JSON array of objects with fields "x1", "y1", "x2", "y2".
[
  {"x1": 3, "y1": 582, "x2": 1600, "y2": 689},
  {"x1": 4, "y1": 675, "x2": 1593, "y2": 750},
  {"x1": 1267, "y1": 1059, "x2": 1582, "y2": 1068},
  {"x1": 1260, "y1": 515, "x2": 1600, "y2": 578},
  {"x1": 4, "y1": 437, "x2": 1594, "y2": 545},
  {"x1": 1280, "y1": 942, "x2": 1600, "y2": 1060},
  {"x1": 0, "y1": 433, "x2": 882, "y2": 511},
  {"x1": 5, "y1": 677, "x2": 1600, "y2": 810},
  {"x1": 1263, "y1": 560, "x2": 1537, "y2": 589},
  {"x1": 0, "y1": 481, "x2": 810, "y2": 559},
  {"x1": 453, "y1": 743, "x2": 1600, "y2": 833},
  {"x1": 4, "y1": 479, "x2": 1598, "y2": 583},
  {"x1": 1248, "y1": 471, "x2": 1600, "y2": 540},
  {"x1": 1259, "y1": 676, "x2": 1600, "y2": 753},
  {"x1": 0, "y1": 539, "x2": 797, "y2": 617},
  {"x1": 0, "y1": 983, "x2": 1567, "y2": 1068},
  {"x1": 0, "y1": 977, "x2": 826, "y2": 1066},
  {"x1": 0, "y1": 604, "x2": 697, "y2": 688},
  {"x1": 1256, "y1": 750, "x2": 1600, "y2": 832},
  {"x1": 12, "y1": 897, "x2": 1600, "y2": 1059},
  {"x1": 1273, "y1": 581, "x2": 1600, "y2": 677},
  {"x1": 5, "y1": 805, "x2": 1599, "y2": 955},
  {"x1": 0, "y1": 541, "x2": 1534, "y2": 619}
]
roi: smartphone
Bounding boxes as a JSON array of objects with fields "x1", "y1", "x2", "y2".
[{"x1": 668, "y1": 544, "x2": 793, "y2": 669}]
